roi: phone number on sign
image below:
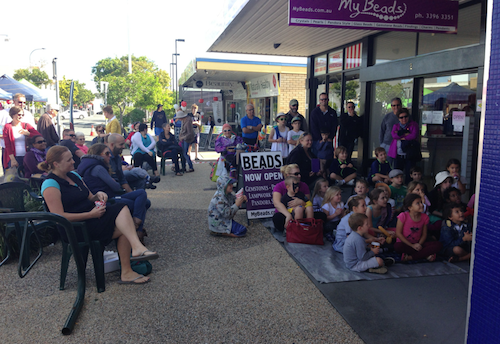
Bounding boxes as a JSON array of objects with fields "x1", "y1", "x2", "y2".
[{"x1": 425, "y1": 13, "x2": 454, "y2": 20}]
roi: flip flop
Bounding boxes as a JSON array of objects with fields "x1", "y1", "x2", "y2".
[
  {"x1": 118, "y1": 274, "x2": 150, "y2": 284},
  {"x1": 130, "y1": 250, "x2": 159, "y2": 262}
]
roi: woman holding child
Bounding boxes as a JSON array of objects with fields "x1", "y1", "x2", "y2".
[
  {"x1": 272, "y1": 164, "x2": 327, "y2": 231},
  {"x1": 40, "y1": 146, "x2": 158, "y2": 284}
]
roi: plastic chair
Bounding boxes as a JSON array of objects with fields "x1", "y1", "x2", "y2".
[
  {"x1": 40, "y1": 200, "x2": 106, "y2": 293},
  {"x1": 0, "y1": 182, "x2": 48, "y2": 271}
]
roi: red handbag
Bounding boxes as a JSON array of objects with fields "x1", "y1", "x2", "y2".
[{"x1": 286, "y1": 218, "x2": 324, "y2": 245}]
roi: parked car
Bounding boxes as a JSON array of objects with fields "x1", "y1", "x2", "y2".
[{"x1": 59, "y1": 109, "x2": 88, "y2": 120}]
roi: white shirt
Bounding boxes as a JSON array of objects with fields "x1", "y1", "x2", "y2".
[
  {"x1": 12, "y1": 122, "x2": 27, "y2": 156},
  {"x1": 287, "y1": 129, "x2": 304, "y2": 153}
]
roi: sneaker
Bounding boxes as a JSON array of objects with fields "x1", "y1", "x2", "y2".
[
  {"x1": 346, "y1": 179, "x2": 355, "y2": 186},
  {"x1": 383, "y1": 257, "x2": 396, "y2": 267},
  {"x1": 325, "y1": 233, "x2": 334, "y2": 242},
  {"x1": 145, "y1": 183, "x2": 157, "y2": 189},
  {"x1": 195, "y1": 158, "x2": 200, "y2": 161},
  {"x1": 335, "y1": 179, "x2": 345, "y2": 186},
  {"x1": 151, "y1": 175, "x2": 161, "y2": 183},
  {"x1": 368, "y1": 267, "x2": 388, "y2": 274}
]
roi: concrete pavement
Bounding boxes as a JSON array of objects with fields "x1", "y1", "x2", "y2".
[{"x1": 0, "y1": 160, "x2": 362, "y2": 343}]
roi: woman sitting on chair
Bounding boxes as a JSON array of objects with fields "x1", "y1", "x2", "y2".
[
  {"x1": 157, "y1": 122, "x2": 184, "y2": 176},
  {"x1": 131, "y1": 123, "x2": 160, "y2": 179},
  {"x1": 40, "y1": 145, "x2": 158, "y2": 284}
]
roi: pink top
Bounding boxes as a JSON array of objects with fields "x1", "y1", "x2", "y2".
[
  {"x1": 273, "y1": 180, "x2": 310, "y2": 213},
  {"x1": 396, "y1": 211, "x2": 429, "y2": 244},
  {"x1": 76, "y1": 143, "x2": 89, "y2": 154}
]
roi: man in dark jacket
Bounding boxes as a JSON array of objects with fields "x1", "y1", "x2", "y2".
[
  {"x1": 309, "y1": 92, "x2": 338, "y2": 155},
  {"x1": 150, "y1": 104, "x2": 167, "y2": 136},
  {"x1": 338, "y1": 101, "x2": 363, "y2": 159},
  {"x1": 37, "y1": 103, "x2": 60, "y2": 147}
]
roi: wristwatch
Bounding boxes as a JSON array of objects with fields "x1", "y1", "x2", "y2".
[{"x1": 248, "y1": 126, "x2": 253, "y2": 130}]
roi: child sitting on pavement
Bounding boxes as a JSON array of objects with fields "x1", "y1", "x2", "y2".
[
  {"x1": 311, "y1": 178, "x2": 329, "y2": 212},
  {"x1": 369, "y1": 147, "x2": 392, "y2": 184},
  {"x1": 439, "y1": 203, "x2": 472, "y2": 262},
  {"x1": 208, "y1": 176, "x2": 248, "y2": 238},
  {"x1": 345, "y1": 178, "x2": 370, "y2": 208},
  {"x1": 334, "y1": 196, "x2": 385, "y2": 253},
  {"x1": 388, "y1": 169, "x2": 407, "y2": 211},
  {"x1": 329, "y1": 146, "x2": 357, "y2": 186},
  {"x1": 280, "y1": 176, "x2": 314, "y2": 220},
  {"x1": 343, "y1": 213, "x2": 387, "y2": 274}
]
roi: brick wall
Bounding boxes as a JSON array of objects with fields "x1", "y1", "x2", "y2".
[
  {"x1": 467, "y1": 1, "x2": 500, "y2": 341},
  {"x1": 279, "y1": 73, "x2": 307, "y2": 116}
]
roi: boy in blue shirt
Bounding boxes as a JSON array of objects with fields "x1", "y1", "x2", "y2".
[{"x1": 369, "y1": 147, "x2": 392, "y2": 184}]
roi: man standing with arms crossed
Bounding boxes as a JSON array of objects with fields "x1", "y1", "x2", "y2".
[
  {"x1": 309, "y1": 92, "x2": 337, "y2": 154},
  {"x1": 240, "y1": 103, "x2": 263, "y2": 146}
]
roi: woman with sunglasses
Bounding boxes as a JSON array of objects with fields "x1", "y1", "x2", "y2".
[
  {"x1": 389, "y1": 108, "x2": 420, "y2": 183},
  {"x1": 2, "y1": 106, "x2": 40, "y2": 170},
  {"x1": 268, "y1": 113, "x2": 290, "y2": 162},
  {"x1": 23, "y1": 135, "x2": 47, "y2": 177},
  {"x1": 215, "y1": 123, "x2": 243, "y2": 175},
  {"x1": 272, "y1": 164, "x2": 327, "y2": 231}
]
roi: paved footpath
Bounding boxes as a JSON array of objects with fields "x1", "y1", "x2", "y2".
[{"x1": 0, "y1": 158, "x2": 362, "y2": 343}]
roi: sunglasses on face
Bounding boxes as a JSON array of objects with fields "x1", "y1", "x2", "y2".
[
  {"x1": 35, "y1": 140, "x2": 46, "y2": 144},
  {"x1": 399, "y1": 115, "x2": 409, "y2": 119},
  {"x1": 278, "y1": 117, "x2": 286, "y2": 121},
  {"x1": 223, "y1": 129, "x2": 231, "y2": 132},
  {"x1": 69, "y1": 134, "x2": 76, "y2": 137},
  {"x1": 293, "y1": 172, "x2": 301, "y2": 176},
  {"x1": 320, "y1": 98, "x2": 328, "y2": 101}
]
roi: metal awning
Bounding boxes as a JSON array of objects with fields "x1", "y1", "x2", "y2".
[{"x1": 208, "y1": 0, "x2": 474, "y2": 57}]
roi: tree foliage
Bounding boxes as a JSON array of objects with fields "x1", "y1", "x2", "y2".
[
  {"x1": 123, "y1": 108, "x2": 146, "y2": 126},
  {"x1": 375, "y1": 82, "x2": 408, "y2": 105},
  {"x1": 13, "y1": 68, "x2": 51, "y2": 87},
  {"x1": 330, "y1": 80, "x2": 360, "y2": 101},
  {"x1": 58, "y1": 77, "x2": 94, "y2": 107},
  {"x1": 91, "y1": 56, "x2": 173, "y2": 117}
]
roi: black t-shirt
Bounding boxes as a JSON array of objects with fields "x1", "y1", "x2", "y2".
[
  {"x1": 281, "y1": 191, "x2": 308, "y2": 208},
  {"x1": 60, "y1": 139, "x2": 81, "y2": 168}
]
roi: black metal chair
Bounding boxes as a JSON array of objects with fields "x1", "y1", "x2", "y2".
[{"x1": 0, "y1": 182, "x2": 50, "y2": 274}]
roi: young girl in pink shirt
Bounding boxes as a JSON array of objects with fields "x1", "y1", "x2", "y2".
[{"x1": 394, "y1": 193, "x2": 443, "y2": 262}]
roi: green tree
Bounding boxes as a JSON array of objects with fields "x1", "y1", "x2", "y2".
[
  {"x1": 58, "y1": 77, "x2": 95, "y2": 107},
  {"x1": 13, "y1": 68, "x2": 51, "y2": 87},
  {"x1": 91, "y1": 56, "x2": 173, "y2": 119},
  {"x1": 375, "y1": 82, "x2": 407, "y2": 106}
]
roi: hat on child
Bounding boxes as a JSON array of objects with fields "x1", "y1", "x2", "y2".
[
  {"x1": 275, "y1": 112, "x2": 287, "y2": 121},
  {"x1": 388, "y1": 169, "x2": 404, "y2": 178},
  {"x1": 434, "y1": 171, "x2": 452, "y2": 187},
  {"x1": 291, "y1": 116, "x2": 302, "y2": 123}
]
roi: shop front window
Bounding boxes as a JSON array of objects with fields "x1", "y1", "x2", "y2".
[
  {"x1": 327, "y1": 74, "x2": 341, "y2": 114},
  {"x1": 420, "y1": 73, "x2": 477, "y2": 183},
  {"x1": 370, "y1": 78, "x2": 414, "y2": 155}
]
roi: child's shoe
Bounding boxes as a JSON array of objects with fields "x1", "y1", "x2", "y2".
[
  {"x1": 335, "y1": 179, "x2": 345, "y2": 186},
  {"x1": 346, "y1": 179, "x2": 355, "y2": 186},
  {"x1": 383, "y1": 257, "x2": 395, "y2": 267},
  {"x1": 368, "y1": 267, "x2": 388, "y2": 274}
]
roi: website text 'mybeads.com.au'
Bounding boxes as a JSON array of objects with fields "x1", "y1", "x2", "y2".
[{"x1": 292, "y1": 6, "x2": 333, "y2": 14}]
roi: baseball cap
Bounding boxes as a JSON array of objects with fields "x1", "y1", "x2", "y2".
[
  {"x1": 291, "y1": 116, "x2": 302, "y2": 123},
  {"x1": 388, "y1": 169, "x2": 404, "y2": 178},
  {"x1": 289, "y1": 99, "x2": 298, "y2": 106}
]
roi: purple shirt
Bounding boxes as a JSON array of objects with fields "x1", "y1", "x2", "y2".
[{"x1": 273, "y1": 180, "x2": 310, "y2": 212}]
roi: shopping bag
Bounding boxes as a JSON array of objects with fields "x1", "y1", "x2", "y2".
[{"x1": 286, "y1": 218, "x2": 324, "y2": 245}]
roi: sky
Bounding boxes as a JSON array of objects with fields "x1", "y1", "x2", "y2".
[{"x1": 0, "y1": 0, "x2": 305, "y2": 94}]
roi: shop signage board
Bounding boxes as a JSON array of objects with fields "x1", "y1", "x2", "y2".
[
  {"x1": 240, "y1": 151, "x2": 284, "y2": 219},
  {"x1": 314, "y1": 55, "x2": 327, "y2": 76},
  {"x1": 328, "y1": 50, "x2": 343, "y2": 73},
  {"x1": 288, "y1": 0, "x2": 459, "y2": 34},
  {"x1": 248, "y1": 74, "x2": 280, "y2": 98}
]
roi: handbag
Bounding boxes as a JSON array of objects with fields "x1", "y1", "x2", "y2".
[
  {"x1": 286, "y1": 218, "x2": 324, "y2": 245},
  {"x1": 401, "y1": 140, "x2": 422, "y2": 162}
]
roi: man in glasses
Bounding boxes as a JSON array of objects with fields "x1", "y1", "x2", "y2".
[
  {"x1": 241, "y1": 103, "x2": 262, "y2": 146},
  {"x1": 285, "y1": 99, "x2": 307, "y2": 132},
  {"x1": 309, "y1": 92, "x2": 338, "y2": 154},
  {"x1": 379, "y1": 97, "x2": 402, "y2": 166},
  {"x1": 13, "y1": 93, "x2": 36, "y2": 127},
  {"x1": 60, "y1": 129, "x2": 85, "y2": 168},
  {"x1": 37, "y1": 103, "x2": 60, "y2": 147},
  {"x1": 339, "y1": 101, "x2": 363, "y2": 159}
]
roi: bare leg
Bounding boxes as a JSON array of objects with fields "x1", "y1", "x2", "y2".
[
  {"x1": 112, "y1": 207, "x2": 156, "y2": 258},
  {"x1": 294, "y1": 206, "x2": 304, "y2": 220},
  {"x1": 193, "y1": 143, "x2": 199, "y2": 159},
  {"x1": 305, "y1": 206, "x2": 314, "y2": 218},
  {"x1": 116, "y1": 235, "x2": 150, "y2": 283}
]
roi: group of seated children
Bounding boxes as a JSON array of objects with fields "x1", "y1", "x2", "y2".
[{"x1": 304, "y1": 147, "x2": 474, "y2": 274}]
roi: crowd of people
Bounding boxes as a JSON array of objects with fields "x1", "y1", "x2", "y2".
[{"x1": 208, "y1": 96, "x2": 473, "y2": 274}]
